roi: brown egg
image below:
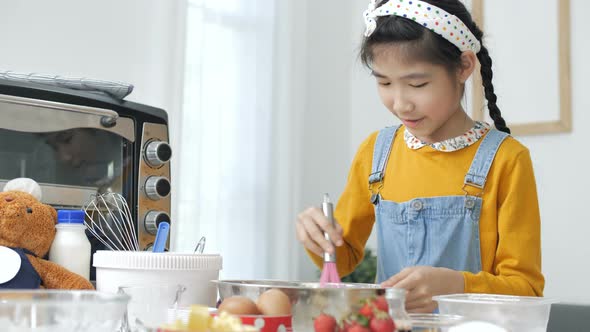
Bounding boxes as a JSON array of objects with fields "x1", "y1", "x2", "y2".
[
  {"x1": 218, "y1": 296, "x2": 260, "y2": 315},
  {"x1": 256, "y1": 289, "x2": 292, "y2": 316}
]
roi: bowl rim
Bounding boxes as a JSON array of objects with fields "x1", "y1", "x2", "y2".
[
  {"x1": 409, "y1": 313, "x2": 465, "y2": 327},
  {"x1": 433, "y1": 293, "x2": 559, "y2": 305},
  {"x1": 213, "y1": 312, "x2": 293, "y2": 319},
  {"x1": 0, "y1": 290, "x2": 129, "y2": 305},
  {"x1": 211, "y1": 279, "x2": 386, "y2": 290},
  {"x1": 94, "y1": 250, "x2": 222, "y2": 257}
]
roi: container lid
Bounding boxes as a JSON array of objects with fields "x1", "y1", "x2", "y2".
[
  {"x1": 57, "y1": 210, "x2": 85, "y2": 224},
  {"x1": 93, "y1": 250, "x2": 222, "y2": 271}
]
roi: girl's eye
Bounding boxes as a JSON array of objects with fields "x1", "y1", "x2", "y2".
[
  {"x1": 378, "y1": 82, "x2": 391, "y2": 86},
  {"x1": 410, "y1": 82, "x2": 429, "y2": 88}
]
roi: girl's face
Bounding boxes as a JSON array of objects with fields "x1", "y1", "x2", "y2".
[
  {"x1": 371, "y1": 44, "x2": 474, "y2": 144},
  {"x1": 46, "y1": 130, "x2": 96, "y2": 168}
]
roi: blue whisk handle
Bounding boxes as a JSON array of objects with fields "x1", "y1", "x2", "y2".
[{"x1": 152, "y1": 222, "x2": 170, "y2": 253}]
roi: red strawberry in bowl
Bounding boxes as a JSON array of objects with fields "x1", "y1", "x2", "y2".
[
  {"x1": 372, "y1": 296, "x2": 389, "y2": 313},
  {"x1": 369, "y1": 312, "x2": 396, "y2": 332},
  {"x1": 348, "y1": 324, "x2": 370, "y2": 332},
  {"x1": 314, "y1": 312, "x2": 338, "y2": 332},
  {"x1": 358, "y1": 302, "x2": 375, "y2": 320},
  {"x1": 340, "y1": 319, "x2": 352, "y2": 332}
]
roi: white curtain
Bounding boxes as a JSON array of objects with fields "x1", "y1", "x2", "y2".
[{"x1": 174, "y1": 0, "x2": 276, "y2": 279}]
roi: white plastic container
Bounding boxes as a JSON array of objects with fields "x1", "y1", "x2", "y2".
[
  {"x1": 433, "y1": 294, "x2": 558, "y2": 332},
  {"x1": 93, "y1": 250, "x2": 222, "y2": 307},
  {"x1": 49, "y1": 210, "x2": 91, "y2": 280}
]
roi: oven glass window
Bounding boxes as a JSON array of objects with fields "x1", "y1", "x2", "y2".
[{"x1": 0, "y1": 127, "x2": 131, "y2": 193}]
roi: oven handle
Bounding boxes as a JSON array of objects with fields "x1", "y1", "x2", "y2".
[
  {"x1": 0, "y1": 93, "x2": 135, "y2": 142},
  {"x1": 0, "y1": 94, "x2": 118, "y2": 126}
]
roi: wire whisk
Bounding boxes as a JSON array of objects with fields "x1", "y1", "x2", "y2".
[
  {"x1": 83, "y1": 192, "x2": 139, "y2": 251},
  {"x1": 194, "y1": 236, "x2": 206, "y2": 254}
]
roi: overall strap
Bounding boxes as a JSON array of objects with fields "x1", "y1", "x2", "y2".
[
  {"x1": 464, "y1": 129, "x2": 510, "y2": 193},
  {"x1": 369, "y1": 125, "x2": 401, "y2": 203},
  {"x1": 9, "y1": 247, "x2": 37, "y2": 257}
]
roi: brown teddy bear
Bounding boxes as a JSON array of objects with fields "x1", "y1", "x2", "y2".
[{"x1": 0, "y1": 190, "x2": 94, "y2": 290}]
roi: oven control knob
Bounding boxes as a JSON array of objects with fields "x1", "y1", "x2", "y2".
[
  {"x1": 145, "y1": 141, "x2": 172, "y2": 167},
  {"x1": 144, "y1": 210, "x2": 171, "y2": 235},
  {"x1": 144, "y1": 176, "x2": 171, "y2": 200}
]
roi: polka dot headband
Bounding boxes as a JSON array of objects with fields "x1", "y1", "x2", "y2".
[{"x1": 364, "y1": 0, "x2": 482, "y2": 53}]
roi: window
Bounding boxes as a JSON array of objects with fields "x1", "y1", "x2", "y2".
[{"x1": 175, "y1": 0, "x2": 276, "y2": 279}]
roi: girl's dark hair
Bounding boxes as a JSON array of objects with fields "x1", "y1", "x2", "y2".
[{"x1": 361, "y1": 0, "x2": 510, "y2": 134}]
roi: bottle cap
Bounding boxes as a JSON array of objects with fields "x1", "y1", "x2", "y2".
[{"x1": 57, "y1": 210, "x2": 85, "y2": 224}]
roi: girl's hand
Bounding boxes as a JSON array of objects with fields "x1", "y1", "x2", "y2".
[
  {"x1": 295, "y1": 207, "x2": 344, "y2": 257},
  {"x1": 381, "y1": 266, "x2": 465, "y2": 313}
]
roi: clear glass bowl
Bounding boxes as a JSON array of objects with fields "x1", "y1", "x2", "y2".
[
  {"x1": 433, "y1": 294, "x2": 558, "y2": 332},
  {"x1": 118, "y1": 284, "x2": 185, "y2": 331},
  {"x1": 409, "y1": 313, "x2": 465, "y2": 331},
  {"x1": 0, "y1": 290, "x2": 129, "y2": 332}
]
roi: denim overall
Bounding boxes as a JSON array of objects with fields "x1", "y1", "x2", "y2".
[
  {"x1": 0, "y1": 247, "x2": 42, "y2": 289},
  {"x1": 369, "y1": 125, "x2": 508, "y2": 283}
]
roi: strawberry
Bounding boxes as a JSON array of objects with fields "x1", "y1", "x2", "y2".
[
  {"x1": 372, "y1": 296, "x2": 389, "y2": 313},
  {"x1": 340, "y1": 320, "x2": 351, "y2": 332},
  {"x1": 369, "y1": 312, "x2": 396, "y2": 332},
  {"x1": 353, "y1": 313, "x2": 370, "y2": 327},
  {"x1": 348, "y1": 324, "x2": 370, "y2": 332},
  {"x1": 358, "y1": 303, "x2": 374, "y2": 320},
  {"x1": 340, "y1": 315, "x2": 366, "y2": 332},
  {"x1": 314, "y1": 312, "x2": 338, "y2": 332}
]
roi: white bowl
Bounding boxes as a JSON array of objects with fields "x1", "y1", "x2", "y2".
[
  {"x1": 94, "y1": 250, "x2": 222, "y2": 307},
  {"x1": 433, "y1": 294, "x2": 558, "y2": 332}
]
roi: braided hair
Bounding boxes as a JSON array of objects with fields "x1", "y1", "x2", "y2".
[{"x1": 360, "y1": 0, "x2": 510, "y2": 134}]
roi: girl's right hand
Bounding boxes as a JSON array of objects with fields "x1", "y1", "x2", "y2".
[{"x1": 295, "y1": 207, "x2": 344, "y2": 257}]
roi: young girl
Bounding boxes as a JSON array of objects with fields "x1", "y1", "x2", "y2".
[{"x1": 295, "y1": 0, "x2": 544, "y2": 313}]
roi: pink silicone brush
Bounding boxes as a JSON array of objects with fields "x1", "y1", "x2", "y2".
[{"x1": 319, "y1": 193, "x2": 341, "y2": 287}]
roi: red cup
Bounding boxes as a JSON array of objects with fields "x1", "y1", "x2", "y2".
[
  {"x1": 161, "y1": 312, "x2": 293, "y2": 332},
  {"x1": 236, "y1": 315, "x2": 292, "y2": 332}
]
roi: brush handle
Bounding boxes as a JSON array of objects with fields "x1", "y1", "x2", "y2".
[{"x1": 322, "y1": 195, "x2": 336, "y2": 263}]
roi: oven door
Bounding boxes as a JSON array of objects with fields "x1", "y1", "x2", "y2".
[{"x1": 0, "y1": 93, "x2": 135, "y2": 208}]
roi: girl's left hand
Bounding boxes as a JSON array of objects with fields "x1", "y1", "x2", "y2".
[{"x1": 380, "y1": 266, "x2": 465, "y2": 313}]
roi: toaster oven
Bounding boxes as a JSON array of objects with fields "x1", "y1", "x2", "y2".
[{"x1": 0, "y1": 78, "x2": 172, "y2": 255}]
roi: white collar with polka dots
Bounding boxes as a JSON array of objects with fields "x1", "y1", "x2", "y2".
[{"x1": 404, "y1": 121, "x2": 491, "y2": 152}]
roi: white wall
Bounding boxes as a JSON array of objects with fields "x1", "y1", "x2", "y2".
[
  {"x1": 0, "y1": 0, "x2": 185, "y2": 114},
  {"x1": 0, "y1": 0, "x2": 187, "y2": 248},
  {"x1": 517, "y1": 0, "x2": 590, "y2": 303},
  {"x1": 339, "y1": 0, "x2": 590, "y2": 303}
]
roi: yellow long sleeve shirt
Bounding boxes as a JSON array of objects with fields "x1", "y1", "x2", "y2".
[{"x1": 309, "y1": 127, "x2": 544, "y2": 296}]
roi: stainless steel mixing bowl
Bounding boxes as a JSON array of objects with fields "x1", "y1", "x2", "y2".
[{"x1": 212, "y1": 280, "x2": 397, "y2": 331}]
